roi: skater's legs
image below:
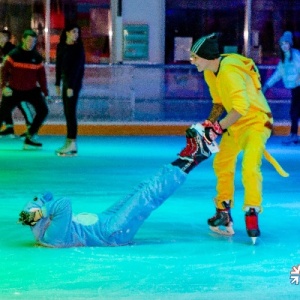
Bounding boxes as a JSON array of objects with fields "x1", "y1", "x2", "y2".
[
  {"x1": 25, "y1": 88, "x2": 48, "y2": 136},
  {"x1": 213, "y1": 133, "x2": 240, "y2": 209},
  {"x1": 0, "y1": 95, "x2": 19, "y2": 127},
  {"x1": 290, "y1": 87, "x2": 300, "y2": 135},
  {"x1": 241, "y1": 128, "x2": 270, "y2": 211},
  {"x1": 62, "y1": 85, "x2": 80, "y2": 139},
  {"x1": 100, "y1": 164, "x2": 187, "y2": 245},
  {"x1": 18, "y1": 102, "x2": 33, "y2": 126},
  {"x1": 100, "y1": 132, "x2": 213, "y2": 246}
]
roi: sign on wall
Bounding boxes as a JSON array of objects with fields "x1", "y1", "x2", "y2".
[{"x1": 123, "y1": 24, "x2": 149, "y2": 60}]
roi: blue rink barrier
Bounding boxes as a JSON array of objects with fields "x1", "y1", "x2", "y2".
[{"x1": 11, "y1": 64, "x2": 291, "y2": 133}]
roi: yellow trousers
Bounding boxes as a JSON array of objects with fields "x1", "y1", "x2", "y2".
[{"x1": 213, "y1": 112, "x2": 271, "y2": 211}]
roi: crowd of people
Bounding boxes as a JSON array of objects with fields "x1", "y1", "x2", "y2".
[{"x1": 1, "y1": 28, "x2": 298, "y2": 152}]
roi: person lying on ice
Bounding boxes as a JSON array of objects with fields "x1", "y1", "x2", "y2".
[
  {"x1": 18, "y1": 126, "x2": 214, "y2": 248},
  {"x1": 18, "y1": 124, "x2": 287, "y2": 247}
]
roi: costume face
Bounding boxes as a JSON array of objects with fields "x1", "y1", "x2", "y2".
[
  {"x1": 190, "y1": 53, "x2": 210, "y2": 72},
  {"x1": 22, "y1": 36, "x2": 37, "y2": 51},
  {"x1": 66, "y1": 27, "x2": 79, "y2": 44},
  {"x1": 280, "y1": 41, "x2": 291, "y2": 53}
]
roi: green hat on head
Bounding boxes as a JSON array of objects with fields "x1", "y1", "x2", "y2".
[
  {"x1": 22, "y1": 29, "x2": 37, "y2": 39},
  {"x1": 191, "y1": 33, "x2": 220, "y2": 60}
]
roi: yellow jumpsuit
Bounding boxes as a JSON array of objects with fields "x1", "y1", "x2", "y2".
[{"x1": 204, "y1": 54, "x2": 279, "y2": 211}]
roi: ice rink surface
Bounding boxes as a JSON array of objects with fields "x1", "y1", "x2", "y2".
[{"x1": 0, "y1": 134, "x2": 299, "y2": 300}]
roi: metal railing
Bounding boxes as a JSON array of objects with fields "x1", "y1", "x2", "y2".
[{"x1": 11, "y1": 64, "x2": 290, "y2": 125}]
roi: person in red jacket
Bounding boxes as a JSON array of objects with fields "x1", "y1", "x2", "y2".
[
  {"x1": 0, "y1": 29, "x2": 49, "y2": 149},
  {"x1": 0, "y1": 29, "x2": 33, "y2": 138}
]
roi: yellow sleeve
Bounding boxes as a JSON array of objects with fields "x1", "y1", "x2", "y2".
[
  {"x1": 204, "y1": 70, "x2": 222, "y2": 104},
  {"x1": 217, "y1": 65, "x2": 250, "y2": 116}
]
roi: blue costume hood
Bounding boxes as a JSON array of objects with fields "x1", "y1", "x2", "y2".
[{"x1": 22, "y1": 192, "x2": 54, "y2": 212}]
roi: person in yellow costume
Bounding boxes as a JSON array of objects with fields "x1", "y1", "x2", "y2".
[{"x1": 178, "y1": 33, "x2": 288, "y2": 244}]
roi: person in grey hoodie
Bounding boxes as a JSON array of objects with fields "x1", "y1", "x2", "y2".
[{"x1": 263, "y1": 31, "x2": 300, "y2": 145}]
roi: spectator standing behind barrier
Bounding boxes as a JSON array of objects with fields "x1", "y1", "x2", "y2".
[
  {"x1": 0, "y1": 29, "x2": 49, "y2": 149},
  {"x1": 0, "y1": 29, "x2": 33, "y2": 138},
  {"x1": 263, "y1": 31, "x2": 300, "y2": 145},
  {"x1": 55, "y1": 24, "x2": 85, "y2": 156}
]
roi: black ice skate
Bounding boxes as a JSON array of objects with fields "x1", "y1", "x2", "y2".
[
  {"x1": 23, "y1": 136, "x2": 42, "y2": 150},
  {"x1": 282, "y1": 134, "x2": 299, "y2": 145},
  {"x1": 0, "y1": 127, "x2": 15, "y2": 138},
  {"x1": 208, "y1": 201, "x2": 234, "y2": 236},
  {"x1": 245, "y1": 208, "x2": 260, "y2": 244}
]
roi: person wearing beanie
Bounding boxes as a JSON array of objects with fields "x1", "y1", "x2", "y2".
[
  {"x1": 263, "y1": 31, "x2": 300, "y2": 145},
  {"x1": 179, "y1": 32, "x2": 288, "y2": 244},
  {"x1": 190, "y1": 33, "x2": 220, "y2": 60},
  {"x1": 18, "y1": 136, "x2": 212, "y2": 247}
]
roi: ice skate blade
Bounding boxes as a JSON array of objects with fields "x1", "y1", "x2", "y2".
[
  {"x1": 0, "y1": 134, "x2": 16, "y2": 139},
  {"x1": 178, "y1": 155, "x2": 194, "y2": 162},
  {"x1": 251, "y1": 237, "x2": 257, "y2": 245},
  {"x1": 23, "y1": 144, "x2": 42, "y2": 150},
  {"x1": 56, "y1": 151, "x2": 77, "y2": 157},
  {"x1": 282, "y1": 141, "x2": 298, "y2": 146},
  {"x1": 209, "y1": 225, "x2": 235, "y2": 236}
]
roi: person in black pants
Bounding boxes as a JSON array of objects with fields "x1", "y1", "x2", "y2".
[
  {"x1": 0, "y1": 29, "x2": 49, "y2": 149},
  {"x1": 0, "y1": 29, "x2": 33, "y2": 138},
  {"x1": 55, "y1": 24, "x2": 85, "y2": 156}
]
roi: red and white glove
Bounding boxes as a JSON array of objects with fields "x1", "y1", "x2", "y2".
[
  {"x1": 202, "y1": 119, "x2": 213, "y2": 128},
  {"x1": 203, "y1": 121, "x2": 223, "y2": 143}
]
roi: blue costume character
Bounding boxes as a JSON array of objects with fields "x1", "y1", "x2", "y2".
[{"x1": 18, "y1": 129, "x2": 213, "y2": 247}]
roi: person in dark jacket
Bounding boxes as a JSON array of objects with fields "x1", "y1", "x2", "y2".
[
  {"x1": 55, "y1": 24, "x2": 85, "y2": 156},
  {"x1": 0, "y1": 29, "x2": 33, "y2": 138},
  {"x1": 0, "y1": 29, "x2": 49, "y2": 149}
]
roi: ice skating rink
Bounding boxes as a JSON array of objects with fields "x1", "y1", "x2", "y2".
[{"x1": 0, "y1": 134, "x2": 299, "y2": 300}]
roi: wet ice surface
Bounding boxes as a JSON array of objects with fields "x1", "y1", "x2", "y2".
[{"x1": 0, "y1": 135, "x2": 299, "y2": 300}]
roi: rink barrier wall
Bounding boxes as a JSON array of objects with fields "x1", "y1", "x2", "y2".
[
  {"x1": 14, "y1": 123, "x2": 291, "y2": 136},
  {"x1": 8, "y1": 64, "x2": 293, "y2": 136}
]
